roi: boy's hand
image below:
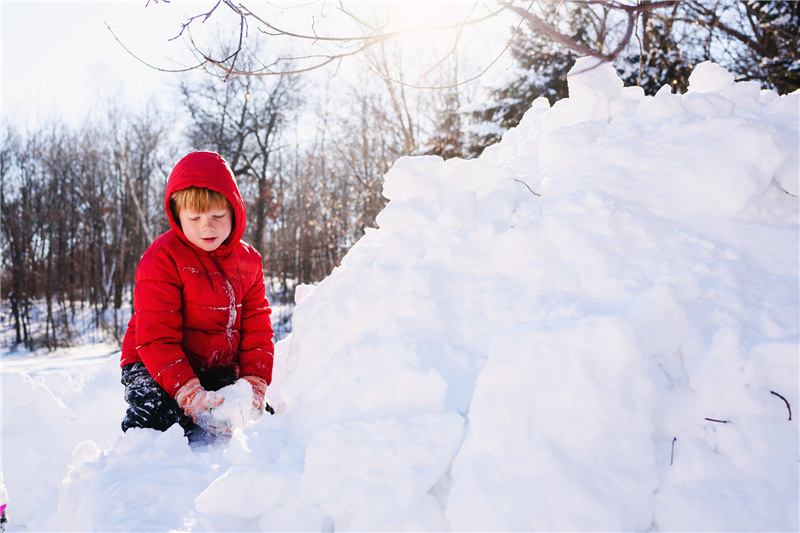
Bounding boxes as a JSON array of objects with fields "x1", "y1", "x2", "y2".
[
  {"x1": 175, "y1": 377, "x2": 224, "y2": 423},
  {"x1": 241, "y1": 375, "x2": 268, "y2": 411}
]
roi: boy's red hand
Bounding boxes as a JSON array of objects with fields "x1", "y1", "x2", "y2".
[
  {"x1": 175, "y1": 377, "x2": 224, "y2": 423},
  {"x1": 242, "y1": 375, "x2": 268, "y2": 410}
]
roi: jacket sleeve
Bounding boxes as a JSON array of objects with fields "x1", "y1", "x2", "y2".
[
  {"x1": 237, "y1": 252, "x2": 275, "y2": 384},
  {"x1": 120, "y1": 313, "x2": 138, "y2": 367},
  {"x1": 133, "y1": 246, "x2": 198, "y2": 397}
]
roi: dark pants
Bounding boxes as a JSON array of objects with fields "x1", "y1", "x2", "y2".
[{"x1": 121, "y1": 362, "x2": 238, "y2": 439}]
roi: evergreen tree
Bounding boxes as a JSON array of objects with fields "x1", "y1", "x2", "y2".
[
  {"x1": 463, "y1": 1, "x2": 596, "y2": 158},
  {"x1": 424, "y1": 87, "x2": 465, "y2": 160}
]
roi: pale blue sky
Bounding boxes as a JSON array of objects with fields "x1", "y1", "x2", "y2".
[{"x1": 1, "y1": 1, "x2": 209, "y2": 126}]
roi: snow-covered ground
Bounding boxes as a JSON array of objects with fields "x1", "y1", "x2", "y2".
[{"x1": 2, "y1": 58, "x2": 798, "y2": 531}]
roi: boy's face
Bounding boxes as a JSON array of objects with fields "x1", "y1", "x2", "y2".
[{"x1": 178, "y1": 207, "x2": 233, "y2": 252}]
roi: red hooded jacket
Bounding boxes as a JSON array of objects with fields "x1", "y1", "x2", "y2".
[{"x1": 121, "y1": 152, "x2": 274, "y2": 397}]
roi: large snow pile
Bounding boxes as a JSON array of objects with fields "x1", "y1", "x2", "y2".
[{"x1": 3, "y1": 58, "x2": 798, "y2": 531}]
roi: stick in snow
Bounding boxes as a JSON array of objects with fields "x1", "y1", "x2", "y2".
[
  {"x1": 670, "y1": 437, "x2": 676, "y2": 466},
  {"x1": 770, "y1": 391, "x2": 792, "y2": 421},
  {"x1": 515, "y1": 179, "x2": 541, "y2": 197}
]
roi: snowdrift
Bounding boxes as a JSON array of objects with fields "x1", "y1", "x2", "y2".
[{"x1": 5, "y1": 58, "x2": 799, "y2": 531}]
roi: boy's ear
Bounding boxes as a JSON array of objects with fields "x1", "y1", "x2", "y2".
[{"x1": 170, "y1": 200, "x2": 182, "y2": 229}]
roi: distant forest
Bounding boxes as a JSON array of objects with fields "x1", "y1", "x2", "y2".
[{"x1": 3, "y1": 0, "x2": 797, "y2": 350}]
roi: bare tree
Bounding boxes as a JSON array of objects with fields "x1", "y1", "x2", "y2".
[
  {"x1": 137, "y1": 1, "x2": 680, "y2": 83},
  {"x1": 1, "y1": 106, "x2": 174, "y2": 349},
  {"x1": 178, "y1": 70, "x2": 302, "y2": 252},
  {"x1": 104, "y1": 104, "x2": 170, "y2": 335},
  {"x1": 1, "y1": 127, "x2": 38, "y2": 347}
]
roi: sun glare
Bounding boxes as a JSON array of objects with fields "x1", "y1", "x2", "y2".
[{"x1": 343, "y1": 1, "x2": 510, "y2": 84}]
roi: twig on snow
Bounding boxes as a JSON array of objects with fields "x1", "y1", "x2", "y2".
[
  {"x1": 515, "y1": 179, "x2": 541, "y2": 197},
  {"x1": 670, "y1": 437, "x2": 676, "y2": 466},
  {"x1": 770, "y1": 391, "x2": 792, "y2": 421}
]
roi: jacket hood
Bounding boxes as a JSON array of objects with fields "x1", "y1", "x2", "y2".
[{"x1": 164, "y1": 151, "x2": 247, "y2": 254}]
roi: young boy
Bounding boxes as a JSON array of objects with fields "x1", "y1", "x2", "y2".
[{"x1": 120, "y1": 151, "x2": 274, "y2": 441}]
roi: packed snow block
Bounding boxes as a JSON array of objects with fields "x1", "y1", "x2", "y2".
[
  {"x1": 684, "y1": 64, "x2": 797, "y2": 198},
  {"x1": 195, "y1": 464, "x2": 301, "y2": 520},
  {"x1": 381, "y1": 155, "x2": 447, "y2": 203},
  {"x1": 378, "y1": 154, "x2": 520, "y2": 235},
  {"x1": 563, "y1": 57, "x2": 642, "y2": 124},
  {"x1": 300, "y1": 413, "x2": 464, "y2": 530},
  {"x1": 482, "y1": 96, "x2": 551, "y2": 165},
  {"x1": 760, "y1": 91, "x2": 800, "y2": 196},
  {"x1": 530, "y1": 58, "x2": 796, "y2": 217},
  {"x1": 447, "y1": 316, "x2": 657, "y2": 531}
]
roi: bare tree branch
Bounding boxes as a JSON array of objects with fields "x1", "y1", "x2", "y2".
[
  {"x1": 127, "y1": 0, "x2": 684, "y2": 83},
  {"x1": 105, "y1": 23, "x2": 205, "y2": 74}
]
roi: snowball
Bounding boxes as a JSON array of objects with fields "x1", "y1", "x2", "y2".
[{"x1": 208, "y1": 379, "x2": 261, "y2": 432}]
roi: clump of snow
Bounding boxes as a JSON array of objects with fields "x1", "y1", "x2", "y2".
[
  {"x1": 2, "y1": 59, "x2": 798, "y2": 531},
  {"x1": 198, "y1": 379, "x2": 263, "y2": 435}
]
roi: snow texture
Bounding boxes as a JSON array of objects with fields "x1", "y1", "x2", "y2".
[{"x1": 2, "y1": 58, "x2": 798, "y2": 531}]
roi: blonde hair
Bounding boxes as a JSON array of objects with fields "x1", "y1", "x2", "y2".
[{"x1": 171, "y1": 186, "x2": 232, "y2": 223}]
